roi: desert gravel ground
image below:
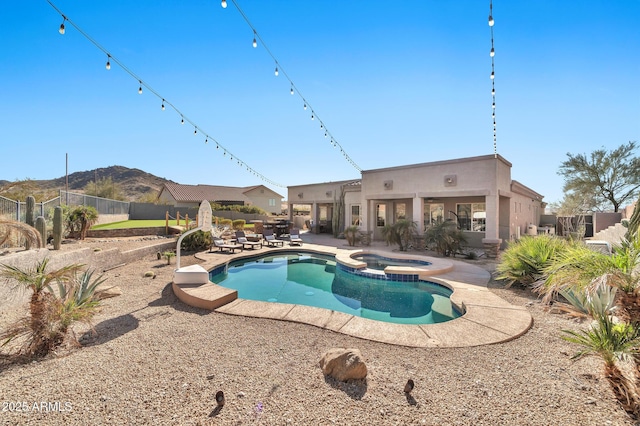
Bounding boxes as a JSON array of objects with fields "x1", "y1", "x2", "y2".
[{"x1": 0, "y1": 236, "x2": 635, "y2": 425}]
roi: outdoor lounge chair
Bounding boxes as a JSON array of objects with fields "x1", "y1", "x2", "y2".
[
  {"x1": 289, "y1": 228, "x2": 303, "y2": 246},
  {"x1": 235, "y1": 231, "x2": 263, "y2": 250},
  {"x1": 263, "y1": 229, "x2": 284, "y2": 247},
  {"x1": 211, "y1": 238, "x2": 243, "y2": 253}
]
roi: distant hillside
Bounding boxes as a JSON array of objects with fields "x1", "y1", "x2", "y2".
[{"x1": 0, "y1": 166, "x2": 174, "y2": 201}]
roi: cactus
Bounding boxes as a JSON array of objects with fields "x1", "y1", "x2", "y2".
[
  {"x1": 25, "y1": 195, "x2": 36, "y2": 227},
  {"x1": 35, "y1": 216, "x2": 47, "y2": 248},
  {"x1": 53, "y1": 206, "x2": 63, "y2": 250}
]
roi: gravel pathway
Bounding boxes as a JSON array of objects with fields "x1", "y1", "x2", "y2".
[{"x1": 0, "y1": 238, "x2": 634, "y2": 425}]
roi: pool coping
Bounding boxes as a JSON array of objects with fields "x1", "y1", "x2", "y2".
[{"x1": 173, "y1": 243, "x2": 533, "y2": 348}]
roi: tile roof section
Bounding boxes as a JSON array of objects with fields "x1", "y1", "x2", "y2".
[{"x1": 162, "y1": 182, "x2": 282, "y2": 203}]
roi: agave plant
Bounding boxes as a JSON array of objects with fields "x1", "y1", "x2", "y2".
[
  {"x1": 540, "y1": 234, "x2": 640, "y2": 321},
  {"x1": 558, "y1": 286, "x2": 618, "y2": 318}
]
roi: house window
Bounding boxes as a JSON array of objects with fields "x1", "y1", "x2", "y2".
[
  {"x1": 268, "y1": 198, "x2": 276, "y2": 207},
  {"x1": 376, "y1": 204, "x2": 386, "y2": 227},
  {"x1": 456, "y1": 203, "x2": 486, "y2": 232},
  {"x1": 351, "y1": 205, "x2": 361, "y2": 226},
  {"x1": 424, "y1": 203, "x2": 444, "y2": 228},
  {"x1": 395, "y1": 203, "x2": 406, "y2": 221},
  {"x1": 319, "y1": 206, "x2": 328, "y2": 221}
]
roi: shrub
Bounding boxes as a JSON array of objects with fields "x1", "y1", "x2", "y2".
[
  {"x1": 180, "y1": 230, "x2": 212, "y2": 252},
  {"x1": 424, "y1": 220, "x2": 467, "y2": 257},
  {"x1": 495, "y1": 235, "x2": 568, "y2": 288},
  {"x1": 232, "y1": 219, "x2": 246, "y2": 230},
  {"x1": 219, "y1": 219, "x2": 233, "y2": 228}
]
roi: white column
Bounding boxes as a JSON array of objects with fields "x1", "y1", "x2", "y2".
[{"x1": 413, "y1": 196, "x2": 423, "y2": 234}]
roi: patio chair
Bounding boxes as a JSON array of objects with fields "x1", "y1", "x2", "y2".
[
  {"x1": 235, "y1": 231, "x2": 263, "y2": 250},
  {"x1": 289, "y1": 228, "x2": 303, "y2": 246},
  {"x1": 210, "y1": 238, "x2": 243, "y2": 253},
  {"x1": 263, "y1": 229, "x2": 285, "y2": 247}
]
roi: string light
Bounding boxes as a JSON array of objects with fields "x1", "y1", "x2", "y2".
[
  {"x1": 138, "y1": 81, "x2": 142, "y2": 94},
  {"x1": 181, "y1": 117, "x2": 184, "y2": 125},
  {"x1": 58, "y1": 17, "x2": 65, "y2": 34},
  {"x1": 222, "y1": 0, "x2": 362, "y2": 172},
  {"x1": 194, "y1": 127, "x2": 197, "y2": 135},
  {"x1": 161, "y1": 100, "x2": 165, "y2": 110},
  {"x1": 488, "y1": 0, "x2": 498, "y2": 157},
  {"x1": 105, "y1": 55, "x2": 111, "y2": 70},
  {"x1": 221, "y1": 0, "x2": 227, "y2": 8}
]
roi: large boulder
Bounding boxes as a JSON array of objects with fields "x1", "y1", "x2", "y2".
[{"x1": 319, "y1": 348, "x2": 367, "y2": 382}]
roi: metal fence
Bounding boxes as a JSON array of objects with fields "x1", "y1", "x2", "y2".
[
  {"x1": 1, "y1": 192, "x2": 129, "y2": 223},
  {"x1": 59, "y1": 191, "x2": 130, "y2": 215}
]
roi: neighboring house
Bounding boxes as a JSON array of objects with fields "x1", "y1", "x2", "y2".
[
  {"x1": 158, "y1": 182, "x2": 284, "y2": 214},
  {"x1": 287, "y1": 154, "x2": 544, "y2": 254}
]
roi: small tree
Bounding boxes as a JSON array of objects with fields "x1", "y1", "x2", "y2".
[
  {"x1": 424, "y1": 220, "x2": 467, "y2": 257},
  {"x1": 67, "y1": 206, "x2": 99, "y2": 240},
  {"x1": 558, "y1": 141, "x2": 640, "y2": 212}
]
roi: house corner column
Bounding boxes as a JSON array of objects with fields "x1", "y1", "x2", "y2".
[{"x1": 482, "y1": 193, "x2": 502, "y2": 258}]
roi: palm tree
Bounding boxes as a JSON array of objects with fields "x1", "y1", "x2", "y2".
[
  {"x1": 67, "y1": 206, "x2": 99, "y2": 240},
  {"x1": 0, "y1": 219, "x2": 42, "y2": 249},
  {"x1": 381, "y1": 220, "x2": 417, "y2": 251},
  {"x1": 0, "y1": 259, "x2": 83, "y2": 356},
  {"x1": 424, "y1": 220, "x2": 467, "y2": 257},
  {"x1": 562, "y1": 313, "x2": 640, "y2": 416}
]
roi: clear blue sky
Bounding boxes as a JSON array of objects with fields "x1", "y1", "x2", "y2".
[{"x1": 1, "y1": 1, "x2": 638, "y2": 204}]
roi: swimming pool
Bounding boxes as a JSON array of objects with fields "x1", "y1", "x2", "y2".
[{"x1": 209, "y1": 251, "x2": 461, "y2": 324}]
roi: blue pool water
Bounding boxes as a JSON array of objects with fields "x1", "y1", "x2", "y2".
[{"x1": 209, "y1": 252, "x2": 461, "y2": 324}]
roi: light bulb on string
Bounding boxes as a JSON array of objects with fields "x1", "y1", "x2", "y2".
[
  {"x1": 488, "y1": 15, "x2": 494, "y2": 26},
  {"x1": 303, "y1": 103, "x2": 307, "y2": 110},
  {"x1": 216, "y1": 144, "x2": 219, "y2": 149},
  {"x1": 311, "y1": 114, "x2": 314, "y2": 120},
  {"x1": 290, "y1": 86, "x2": 294, "y2": 95},
  {"x1": 106, "y1": 55, "x2": 111, "y2": 70},
  {"x1": 221, "y1": 0, "x2": 227, "y2": 8},
  {"x1": 181, "y1": 117, "x2": 185, "y2": 125},
  {"x1": 490, "y1": 47, "x2": 495, "y2": 57},
  {"x1": 161, "y1": 100, "x2": 165, "y2": 110},
  {"x1": 59, "y1": 18, "x2": 66, "y2": 34},
  {"x1": 194, "y1": 128, "x2": 197, "y2": 135},
  {"x1": 274, "y1": 67, "x2": 278, "y2": 76},
  {"x1": 320, "y1": 123, "x2": 323, "y2": 129},
  {"x1": 205, "y1": 138, "x2": 208, "y2": 144},
  {"x1": 252, "y1": 31, "x2": 257, "y2": 48},
  {"x1": 138, "y1": 82, "x2": 143, "y2": 94},
  {"x1": 490, "y1": 71, "x2": 495, "y2": 80}
]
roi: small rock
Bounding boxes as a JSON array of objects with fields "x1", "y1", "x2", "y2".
[{"x1": 237, "y1": 391, "x2": 245, "y2": 398}]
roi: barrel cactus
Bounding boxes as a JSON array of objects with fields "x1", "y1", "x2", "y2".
[
  {"x1": 35, "y1": 216, "x2": 47, "y2": 248},
  {"x1": 53, "y1": 206, "x2": 63, "y2": 250}
]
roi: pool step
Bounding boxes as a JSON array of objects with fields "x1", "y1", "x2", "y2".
[{"x1": 172, "y1": 281, "x2": 238, "y2": 311}]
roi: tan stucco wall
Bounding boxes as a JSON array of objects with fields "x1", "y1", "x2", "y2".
[{"x1": 243, "y1": 187, "x2": 282, "y2": 214}]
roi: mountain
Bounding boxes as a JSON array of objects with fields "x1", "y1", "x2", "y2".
[{"x1": 0, "y1": 166, "x2": 174, "y2": 201}]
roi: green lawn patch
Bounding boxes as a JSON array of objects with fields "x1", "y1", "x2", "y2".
[{"x1": 91, "y1": 220, "x2": 184, "y2": 230}]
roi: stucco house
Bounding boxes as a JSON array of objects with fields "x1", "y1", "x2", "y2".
[
  {"x1": 158, "y1": 182, "x2": 284, "y2": 215},
  {"x1": 287, "y1": 154, "x2": 544, "y2": 254}
]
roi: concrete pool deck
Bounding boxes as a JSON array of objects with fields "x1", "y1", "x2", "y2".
[{"x1": 172, "y1": 232, "x2": 533, "y2": 348}]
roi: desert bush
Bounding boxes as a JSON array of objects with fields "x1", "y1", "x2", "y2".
[
  {"x1": 495, "y1": 235, "x2": 568, "y2": 288},
  {"x1": 232, "y1": 219, "x2": 246, "y2": 230},
  {"x1": 424, "y1": 220, "x2": 467, "y2": 257},
  {"x1": 180, "y1": 230, "x2": 211, "y2": 252}
]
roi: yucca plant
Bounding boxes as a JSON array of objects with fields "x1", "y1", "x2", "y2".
[
  {"x1": 495, "y1": 235, "x2": 568, "y2": 288},
  {"x1": 562, "y1": 313, "x2": 640, "y2": 416}
]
